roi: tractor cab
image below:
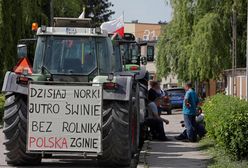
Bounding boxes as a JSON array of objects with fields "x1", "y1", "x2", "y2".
[
  {"x1": 111, "y1": 33, "x2": 147, "y2": 72},
  {"x1": 16, "y1": 18, "x2": 117, "y2": 82}
]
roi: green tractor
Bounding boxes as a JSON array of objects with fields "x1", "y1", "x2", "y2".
[
  {"x1": 2, "y1": 18, "x2": 142, "y2": 167},
  {"x1": 111, "y1": 33, "x2": 149, "y2": 148}
]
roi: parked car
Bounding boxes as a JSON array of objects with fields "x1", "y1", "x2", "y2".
[
  {"x1": 166, "y1": 88, "x2": 185, "y2": 109},
  {"x1": 159, "y1": 90, "x2": 172, "y2": 115}
]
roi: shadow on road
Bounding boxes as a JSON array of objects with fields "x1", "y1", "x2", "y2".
[
  {"x1": 150, "y1": 141, "x2": 199, "y2": 153},
  {"x1": 3, "y1": 158, "x2": 134, "y2": 168},
  {"x1": 144, "y1": 141, "x2": 211, "y2": 168}
]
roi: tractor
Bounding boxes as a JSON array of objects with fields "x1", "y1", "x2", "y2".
[
  {"x1": 111, "y1": 33, "x2": 149, "y2": 147},
  {"x1": 2, "y1": 17, "x2": 143, "y2": 167}
]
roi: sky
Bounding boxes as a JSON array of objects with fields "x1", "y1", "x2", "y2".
[{"x1": 110, "y1": 0, "x2": 172, "y2": 24}]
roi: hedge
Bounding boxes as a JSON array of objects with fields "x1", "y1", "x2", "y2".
[{"x1": 203, "y1": 94, "x2": 248, "y2": 160}]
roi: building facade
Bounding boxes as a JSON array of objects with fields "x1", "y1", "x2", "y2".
[
  {"x1": 224, "y1": 68, "x2": 247, "y2": 99},
  {"x1": 124, "y1": 22, "x2": 178, "y2": 89}
]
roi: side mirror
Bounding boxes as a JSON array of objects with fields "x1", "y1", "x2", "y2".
[
  {"x1": 17, "y1": 44, "x2": 27, "y2": 58},
  {"x1": 140, "y1": 56, "x2": 147, "y2": 65}
]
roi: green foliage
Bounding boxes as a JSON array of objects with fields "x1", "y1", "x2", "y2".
[
  {"x1": 202, "y1": 94, "x2": 248, "y2": 160},
  {"x1": 200, "y1": 137, "x2": 248, "y2": 168},
  {"x1": 157, "y1": 0, "x2": 194, "y2": 81},
  {"x1": 0, "y1": 95, "x2": 4, "y2": 124},
  {"x1": 83, "y1": 0, "x2": 114, "y2": 26},
  {"x1": 190, "y1": 13, "x2": 230, "y2": 81},
  {"x1": 0, "y1": 0, "x2": 4, "y2": 85},
  {"x1": 157, "y1": 0, "x2": 247, "y2": 82},
  {"x1": 0, "y1": 0, "x2": 114, "y2": 86}
]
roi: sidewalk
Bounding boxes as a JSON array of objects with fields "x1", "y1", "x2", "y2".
[{"x1": 138, "y1": 110, "x2": 211, "y2": 168}]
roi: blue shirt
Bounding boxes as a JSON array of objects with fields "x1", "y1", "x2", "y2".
[{"x1": 183, "y1": 89, "x2": 199, "y2": 115}]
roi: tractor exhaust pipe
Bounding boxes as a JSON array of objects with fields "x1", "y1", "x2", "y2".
[{"x1": 50, "y1": 0, "x2": 54, "y2": 26}]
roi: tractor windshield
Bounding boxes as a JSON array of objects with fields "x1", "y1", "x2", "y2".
[
  {"x1": 121, "y1": 43, "x2": 139, "y2": 65},
  {"x1": 33, "y1": 36, "x2": 112, "y2": 75}
]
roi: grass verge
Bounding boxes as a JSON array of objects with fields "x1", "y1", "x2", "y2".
[{"x1": 200, "y1": 137, "x2": 248, "y2": 168}]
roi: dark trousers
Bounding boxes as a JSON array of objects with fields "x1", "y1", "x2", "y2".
[
  {"x1": 180, "y1": 124, "x2": 206, "y2": 140},
  {"x1": 197, "y1": 124, "x2": 206, "y2": 138},
  {"x1": 145, "y1": 118, "x2": 166, "y2": 140},
  {"x1": 184, "y1": 114, "x2": 197, "y2": 142}
]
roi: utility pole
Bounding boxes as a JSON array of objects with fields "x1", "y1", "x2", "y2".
[
  {"x1": 246, "y1": 1, "x2": 248, "y2": 100},
  {"x1": 232, "y1": 4, "x2": 237, "y2": 96},
  {"x1": 50, "y1": 0, "x2": 54, "y2": 26}
]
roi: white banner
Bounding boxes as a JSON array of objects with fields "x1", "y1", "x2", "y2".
[{"x1": 27, "y1": 83, "x2": 102, "y2": 153}]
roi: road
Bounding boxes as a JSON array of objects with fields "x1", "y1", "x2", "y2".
[
  {"x1": 138, "y1": 110, "x2": 211, "y2": 168},
  {"x1": 0, "y1": 110, "x2": 210, "y2": 168},
  {"x1": 0, "y1": 133, "x2": 135, "y2": 168}
]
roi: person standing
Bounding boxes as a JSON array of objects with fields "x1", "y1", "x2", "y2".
[{"x1": 182, "y1": 82, "x2": 199, "y2": 142}]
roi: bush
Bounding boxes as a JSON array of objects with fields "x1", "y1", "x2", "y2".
[
  {"x1": 200, "y1": 137, "x2": 248, "y2": 168},
  {"x1": 0, "y1": 94, "x2": 4, "y2": 125},
  {"x1": 203, "y1": 94, "x2": 248, "y2": 160}
]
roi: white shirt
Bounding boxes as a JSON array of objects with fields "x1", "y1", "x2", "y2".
[{"x1": 147, "y1": 102, "x2": 158, "y2": 119}]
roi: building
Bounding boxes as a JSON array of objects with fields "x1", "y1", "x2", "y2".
[
  {"x1": 224, "y1": 68, "x2": 247, "y2": 99},
  {"x1": 124, "y1": 21, "x2": 178, "y2": 89}
]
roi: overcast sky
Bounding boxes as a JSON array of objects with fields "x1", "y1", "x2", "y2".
[{"x1": 110, "y1": 0, "x2": 172, "y2": 23}]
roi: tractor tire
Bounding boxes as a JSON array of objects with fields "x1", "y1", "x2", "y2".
[
  {"x1": 3, "y1": 93, "x2": 42, "y2": 166},
  {"x1": 99, "y1": 100, "x2": 132, "y2": 167},
  {"x1": 131, "y1": 83, "x2": 140, "y2": 155},
  {"x1": 139, "y1": 82, "x2": 148, "y2": 149}
]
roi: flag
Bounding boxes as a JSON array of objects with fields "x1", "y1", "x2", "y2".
[{"x1": 100, "y1": 15, "x2": 124, "y2": 37}]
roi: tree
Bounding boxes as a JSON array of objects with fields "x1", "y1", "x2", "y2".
[
  {"x1": 157, "y1": 0, "x2": 195, "y2": 81},
  {"x1": 54, "y1": 0, "x2": 82, "y2": 18},
  {"x1": 0, "y1": 0, "x2": 3, "y2": 84},
  {"x1": 157, "y1": 0, "x2": 247, "y2": 82},
  {"x1": 83, "y1": 0, "x2": 115, "y2": 26},
  {"x1": 0, "y1": 0, "x2": 114, "y2": 86},
  {"x1": 189, "y1": 13, "x2": 230, "y2": 81},
  {"x1": 1, "y1": 0, "x2": 23, "y2": 72}
]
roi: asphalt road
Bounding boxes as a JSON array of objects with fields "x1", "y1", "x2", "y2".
[
  {"x1": 0, "y1": 110, "x2": 210, "y2": 168},
  {"x1": 0, "y1": 137, "x2": 105, "y2": 168},
  {"x1": 0, "y1": 128, "x2": 137, "y2": 168}
]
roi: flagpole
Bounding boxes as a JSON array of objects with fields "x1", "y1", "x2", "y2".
[{"x1": 122, "y1": 11, "x2": 125, "y2": 21}]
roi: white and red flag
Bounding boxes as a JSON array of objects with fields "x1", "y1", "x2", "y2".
[{"x1": 100, "y1": 15, "x2": 124, "y2": 37}]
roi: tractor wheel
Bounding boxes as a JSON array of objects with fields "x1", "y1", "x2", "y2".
[
  {"x1": 139, "y1": 83, "x2": 148, "y2": 149},
  {"x1": 3, "y1": 93, "x2": 42, "y2": 166},
  {"x1": 99, "y1": 100, "x2": 132, "y2": 167},
  {"x1": 131, "y1": 83, "x2": 140, "y2": 155}
]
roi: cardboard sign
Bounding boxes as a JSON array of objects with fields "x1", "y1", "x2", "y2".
[{"x1": 27, "y1": 83, "x2": 102, "y2": 153}]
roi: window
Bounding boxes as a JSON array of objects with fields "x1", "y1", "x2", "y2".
[
  {"x1": 33, "y1": 36, "x2": 112, "y2": 75},
  {"x1": 147, "y1": 46, "x2": 154, "y2": 61},
  {"x1": 97, "y1": 38, "x2": 111, "y2": 74},
  {"x1": 33, "y1": 37, "x2": 45, "y2": 73},
  {"x1": 113, "y1": 44, "x2": 122, "y2": 72},
  {"x1": 120, "y1": 43, "x2": 139, "y2": 65}
]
